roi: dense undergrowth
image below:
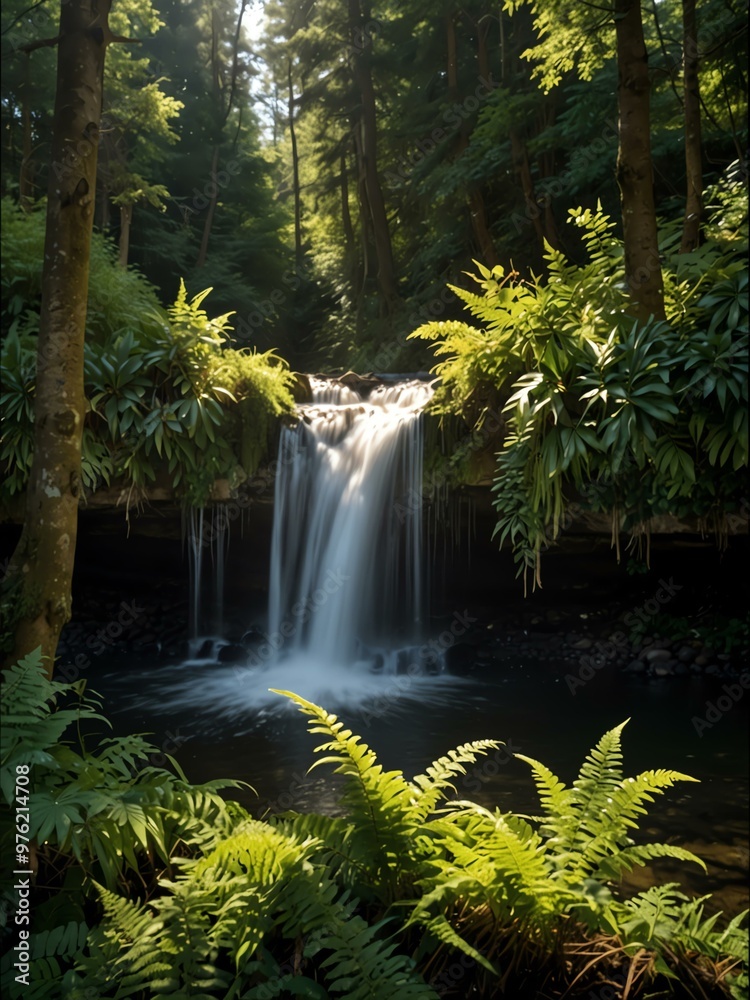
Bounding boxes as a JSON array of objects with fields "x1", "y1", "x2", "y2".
[
  {"x1": 1, "y1": 651, "x2": 747, "y2": 999},
  {"x1": 410, "y1": 193, "x2": 748, "y2": 590},
  {"x1": 0, "y1": 199, "x2": 296, "y2": 509}
]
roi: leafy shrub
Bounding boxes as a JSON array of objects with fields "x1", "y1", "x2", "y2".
[
  {"x1": 410, "y1": 207, "x2": 748, "y2": 589},
  {"x1": 0, "y1": 200, "x2": 296, "y2": 507},
  {"x1": 0, "y1": 649, "x2": 241, "y2": 998}
]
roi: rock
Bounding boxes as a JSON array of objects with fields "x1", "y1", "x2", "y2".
[
  {"x1": 572, "y1": 638, "x2": 594, "y2": 650},
  {"x1": 396, "y1": 649, "x2": 413, "y2": 674},
  {"x1": 242, "y1": 626, "x2": 266, "y2": 647},
  {"x1": 675, "y1": 663, "x2": 688, "y2": 675},
  {"x1": 196, "y1": 638, "x2": 214, "y2": 659},
  {"x1": 290, "y1": 373, "x2": 313, "y2": 403},
  {"x1": 625, "y1": 659, "x2": 647, "y2": 673},
  {"x1": 705, "y1": 664, "x2": 720, "y2": 675},
  {"x1": 694, "y1": 655, "x2": 710, "y2": 667},
  {"x1": 717, "y1": 653, "x2": 731, "y2": 662},
  {"x1": 676, "y1": 646, "x2": 695, "y2": 663},
  {"x1": 643, "y1": 648, "x2": 672, "y2": 664},
  {"x1": 217, "y1": 643, "x2": 247, "y2": 664},
  {"x1": 654, "y1": 664, "x2": 673, "y2": 677}
]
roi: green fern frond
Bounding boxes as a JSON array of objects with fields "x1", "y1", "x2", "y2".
[
  {"x1": 595, "y1": 842, "x2": 706, "y2": 881},
  {"x1": 409, "y1": 740, "x2": 501, "y2": 821},
  {"x1": 513, "y1": 753, "x2": 572, "y2": 831},
  {"x1": 272, "y1": 690, "x2": 416, "y2": 893},
  {"x1": 314, "y1": 915, "x2": 439, "y2": 999},
  {"x1": 546, "y1": 720, "x2": 628, "y2": 858},
  {"x1": 406, "y1": 319, "x2": 480, "y2": 344}
]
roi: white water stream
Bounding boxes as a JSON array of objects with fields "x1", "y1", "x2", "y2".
[
  {"x1": 267, "y1": 377, "x2": 433, "y2": 673},
  {"x1": 163, "y1": 376, "x2": 465, "y2": 715}
]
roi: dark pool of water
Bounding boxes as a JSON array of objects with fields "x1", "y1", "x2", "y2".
[{"x1": 91, "y1": 650, "x2": 748, "y2": 916}]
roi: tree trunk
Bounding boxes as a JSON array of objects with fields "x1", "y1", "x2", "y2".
[
  {"x1": 3, "y1": 0, "x2": 110, "y2": 677},
  {"x1": 449, "y1": 13, "x2": 499, "y2": 266},
  {"x1": 477, "y1": 16, "x2": 492, "y2": 83},
  {"x1": 20, "y1": 53, "x2": 34, "y2": 208},
  {"x1": 468, "y1": 188, "x2": 499, "y2": 266},
  {"x1": 118, "y1": 202, "x2": 132, "y2": 267},
  {"x1": 288, "y1": 59, "x2": 303, "y2": 267},
  {"x1": 539, "y1": 104, "x2": 562, "y2": 250},
  {"x1": 680, "y1": 0, "x2": 703, "y2": 253},
  {"x1": 348, "y1": 0, "x2": 399, "y2": 310},
  {"x1": 196, "y1": 146, "x2": 220, "y2": 268},
  {"x1": 510, "y1": 129, "x2": 546, "y2": 251},
  {"x1": 341, "y1": 147, "x2": 360, "y2": 294},
  {"x1": 352, "y1": 123, "x2": 372, "y2": 336},
  {"x1": 614, "y1": 0, "x2": 665, "y2": 320}
]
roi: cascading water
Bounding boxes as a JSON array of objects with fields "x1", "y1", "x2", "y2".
[
  {"x1": 266, "y1": 377, "x2": 438, "y2": 674},
  {"x1": 135, "y1": 375, "x2": 466, "y2": 719},
  {"x1": 185, "y1": 504, "x2": 230, "y2": 653}
]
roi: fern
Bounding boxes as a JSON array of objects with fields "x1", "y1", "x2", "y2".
[
  {"x1": 273, "y1": 690, "x2": 425, "y2": 898},
  {"x1": 274, "y1": 690, "x2": 500, "y2": 902},
  {"x1": 408, "y1": 740, "x2": 503, "y2": 822},
  {"x1": 4, "y1": 668, "x2": 743, "y2": 999},
  {"x1": 79, "y1": 820, "x2": 438, "y2": 999}
]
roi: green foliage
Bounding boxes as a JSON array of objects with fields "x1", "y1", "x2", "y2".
[
  {"x1": 275, "y1": 690, "x2": 502, "y2": 904},
  {"x1": 0, "y1": 204, "x2": 296, "y2": 507},
  {"x1": 2, "y1": 661, "x2": 746, "y2": 998},
  {"x1": 0, "y1": 649, "x2": 242, "y2": 999},
  {"x1": 625, "y1": 611, "x2": 750, "y2": 654},
  {"x1": 410, "y1": 207, "x2": 748, "y2": 589}
]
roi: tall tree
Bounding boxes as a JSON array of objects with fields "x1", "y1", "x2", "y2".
[
  {"x1": 348, "y1": 0, "x2": 399, "y2": 311},
  {"x1": 3, "y1": 0, "x2": 116, "y2": 674},
  {"x1": 507, "y1": 0, "x2": 664, "y2": 320},
  {"x1": 613, "y1": 0, "x2": 664, "y2": 319},
  {"x1": 195, "y1": 0, "x2": 249, "y2": 269},
  {"x1": 679, "y1": 0, "x2": 703, "y2": 252}
]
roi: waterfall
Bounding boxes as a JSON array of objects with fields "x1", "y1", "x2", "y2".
[
  {"x1": 185, "y1": 504, "x2": 229, "y2": 650},
  {"x1": 186, "y1": 506, "x2": 204, "y2": 642},
  {"x1": 267, "y1": 377, "x2": 436, "y2": 672}
]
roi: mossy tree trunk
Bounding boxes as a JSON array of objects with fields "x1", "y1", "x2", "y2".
[
  {"x1": 614, "y1": 0, "x2": 665, "y2": 321},
  {"x1": 3, "y1": 0, "x2": 111, "y2": 677}
]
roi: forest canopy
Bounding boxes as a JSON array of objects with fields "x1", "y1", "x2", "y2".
[{"x1": 2, "y1": 0, "x2": 746, "y2": 368}]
